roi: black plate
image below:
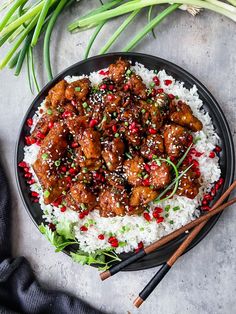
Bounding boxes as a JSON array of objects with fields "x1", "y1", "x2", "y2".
[{"x1": 15, "y1": 52, "x2": 235, "y2": 271}]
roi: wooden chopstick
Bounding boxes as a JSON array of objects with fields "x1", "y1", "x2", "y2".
[
  {"x1": 133, "y1": 180, "x2": 236, "y2": 308},
  {"x1": 100, "y1": 195, "x2": 236, "y2": 281}
]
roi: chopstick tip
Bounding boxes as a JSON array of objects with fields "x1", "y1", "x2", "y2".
[
  {"x1": 100, "y1": 270, "x2": 111, "y2": 281},
  {"x1": 133, "y1": 296, "x2": 144, "y2": 308}
]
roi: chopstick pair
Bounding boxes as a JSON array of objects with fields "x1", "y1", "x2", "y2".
[{"x1": 100, "y1": 180, "x2": 236, "y2": 307}]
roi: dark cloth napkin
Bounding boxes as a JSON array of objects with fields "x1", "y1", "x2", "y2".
[{"x1": 0, "y1": 160, "x2": 103, "y2": 314}]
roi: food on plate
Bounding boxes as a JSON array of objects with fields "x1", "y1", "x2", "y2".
[{"x1": 20, "y1": 59, "x2": 222, "y2": 269}]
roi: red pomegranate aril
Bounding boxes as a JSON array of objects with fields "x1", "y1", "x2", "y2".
[
  {"x1": 31, "y1": 191, "x2": 39, "y2": 197},
  {"x1": 144, "y1": 164, "x2": 151, "y2": 172},
  {"x1": 66, "y1": 176, "x2": 72, "y2": 183},
  {"x1": 80, "y1": 225, "x2": 88, "y2": 232},
  {"x1": 109, "y1": 85, "x2": 114, "y2": 91},
  {"x1": 48, "y1": 121, "x2": 54, "y2": 129},
  {"x1": 35, "y1": 140, "x2": 41, "y2": 146},
  {"x1": 27, "y1": 179, "x2": 35, "y2": 185},
  {"x1": 100, "y1": 84, "x2": 107, "y2": 90},
  {"x1": 60, "y1": 206, "x2": 67, "y2": 212},
  {"x1": 98, "y1": 234, "x2": 105, "y2": 240},
  {"x1": 110, "y1": 240, "x2": 119, "y2": 248},
  {"x1": 27, "y1": 118, "x2": 33, "y2": 127},
  {"x1": 79, "y1": 212, "x2": 85, "y2": 219},
  {"x1": 36, "y1": 131, "x2": 45, "y2": 140},
  {"x1": 108, "y1": 236, "x2": 116, "y2": 243},
  {"x1": 69, "y1": 168, "x2": 76, "y2": 175},
  {"x1": 195, "y1": 169, "x2": 201, "y2": 178},
  {"x1": 89, "y1": 119, "x2": 98, "y2": 128},
  {"x1": 24, "y1": 173, "x2": 32, "y2": 178},
  {"x1": 192, "y1": 160, "x2": 199, "y2": 168},
  {"x1": 128, "y1": 206, "x2": 134, "y2": 212},
  {"x1": 164, "y1": 79, "x2": 172, "y2": 86},
  {"x1": 71, "y1": 142, "x2": 79, "y2": 148},
  {"x1": 61, "y1": 166, "x2": 67, "y2": 172},
  {"x1": 218, "y1": 178, "x2": 224, "y2": 185},
  {"x1": 23, "y1": 167, "x2": 29, "y2": 172},
  {"x1": 154, "y1": 207, "x2": 163, "y2": 213},
  {"x1": 123, "y1": 84, "x2": 130, "y2": 91},
  {"x1": 153, "y1": 76, "x2": 160, "y2": 85},
  {"x1": 18, "y1": 161, "x2": 27, "y2": 168},
  {"x1": 143, "y1": 212, "x2": 151, "y2": 222},
  {"x1": 25, "y1": 136, "x2": 32, "y2": 145},
  {"x1": 214, "y1": 145, "x2": 222, "y2": 153},
  {"x1": 204, "y1": 194, "x2": 212, "y2": 201},
  {"x1": 148, "y1": 128, "x2": 157, "y2": 135},
  {"x1": 168, "y1": 94, "x2": 175, "y2": 100},
  {"x1": 209, "y1": 151, "x2": 215, "y2": 158},
  {"x1": 33, "y1": 198, "x2": 39, "y2": 203},
  {"x1": 157, "y1": 217, "x2": 164, "y2": 223},
  {"x1": 62, "y1": 111, "x2": 72, "y2": 118},
  {"x1": 142, "y1": 178, "x2": 150, "y2": 186},
  {"x1": 99, "y1": 70, "x2": 105, "y2": 75},
  {"x1": 169, "y1": 156, "x2": 175, "y2": 162},
  {"x1": 153, "y1": 211, "x2": 160, "y2": 219},
  {"x1": 187, "y1": 134, "x2": 193, "y2": 143},
  {"x1": 131, "y1": 127, "x2": 139, "y2": 134},
  {"x1": 215, "y1": 182, "x2": 220, "y2": 190},
  {"x1": 83, "y1": 210, "x2": 89, "y2": 216},
  {"x1": 195, "y1": 151, "x2": 203, "y2": 157},
  {"x1": 107, "y1": 94, "x2": 115, "y2": 101},
  {"x1": 157, "y1": 88, "x2": 164, "y2": 93},
  {"x1": 138, "y1": 241, "x2": 143, "y2": 249},
  {"x1": 112, "y1": 125, "x2": 117, "y2": 132},
  {"x1": 202, "y1": 199, "x2": 208, "y2": 206},
  {"x1": 201, "y1": 206, "x2": 210, "y2": 211}
]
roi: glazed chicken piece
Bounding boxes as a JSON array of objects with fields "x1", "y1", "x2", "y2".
[
  {"x1": 102, "y1": 138, "x2": 125, "y2": 171},
  {"x1": 66, "y1": 182, "x2": 97, "y2": 211},
  {"x1": 66, "y1": 116, "x2": 88, "y2": 142},
  {"x1": 140, "y1": 134, "x2": 164, "y2": 159},
  {"x1": 149, "y1": 160, "x2": 171, "y2": 189},
  {"x1": 163, "y1": 123, "x2": 189, "y2": 158},
  {"x1": 170, "y1": 100, "x2": 203, "y2": 132},
  {"x1": 33, "y1": 122, "x2": 69, "y2": 204},
  {"x1": 31, "y1": 109, "x2": 59, "y2": 139},
  {"x1": 73, "y1": 147, "x2": 102, "y2": 171},
  {"x1": 45, "y1": 80, "x2": 67, "y2": 108},
  {"x1": 154, "y1": 93, "x2": 170, "y2": 120},
  {"x1": 104, "y1": 172, "x2": 125, "y2": 188},
  {"x1": 108, "y1": 58, "x2": 130, "y2": 83},
  {"x1": 176, "y1": 165, "x2": 200, "y2": 199},
  {"x1": 140, "y1": 100, "x2": 163, "y2": 130},
  {"x1": 78, "y1": 128, "x2": 102, "y2": 159},
  {"x1": 130, "y1": 186, "x2": 158, "y2": 206},
  {"x1": 99, "y1": 187, "x2": 128, "y2": 217},
  {"x1": 123, "y1": 156, "x2": 144, "y2": 186},
  {"x1": 103, "y1": 93, "x2": 122, "y2": 114},
  {"x1": 65, "y1": 78, "x2": 90, "y2": 103},
  {"x1": 128, "y1": 74, "x2": 147, "y2": 99}
]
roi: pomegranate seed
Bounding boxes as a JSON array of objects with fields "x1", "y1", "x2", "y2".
[
  {"x1": 62, "y1": 111, "x2": 72, "y2": 118},
  {"x1": 36, "y1": 131, "x2": 45, "y2": 140},
  {"x1": 24, "y1": 173, "x2": 32, "y2": 178},
  {"x1": 27, "y1": 118, "x2": 33, "y2": 127},
  {"x1": 211, "y1": 187, "x2": 217, "y2": 197},
  {"x1": 128, "y1": 206, "x2": 134, "y2": 212},
  {"x1": 80, "y1": 225, "x2": 88, "y2": 232},
  {"x1": 164, "y1": 79, "x2": 172, "y2": 86},
  {"x1": 202, "y1": 199, "x2": 208, "y2": 206},
  {"x1": 215, "y1": 182, "x2": 220, "y2": 190},
  {"x1": 112, "y1": 125, "x2": 117, "y2": 132},
  {"x1": 107, "y1": 94, "x2": 115, "y2": 101},
  {"x1": 143, "y1": 212, "x2": 151, "y2": 222},
  {"x1": 153, "y1": 211, "x2": 160, "y2": 219},
  {"x1": 148, "y1": 128, "x2": 157, "y2": 135},
  {"x1": 195, "y1": 169, "x2": 201, "y2": 178},
  {"x1": 108, "y1": 236, "x2": 117, "y2": 243},
  {"x1": 209, "y1": 151, "x2": 215, "y2": 158},
  {"x1": 61, "y1": 166, "x2": 67, "y2": 172},
  {"x1": 83, "y1": 210, "x2": 89, "y2": 216},
  {"x1": 35, "y1": 140, "x2": 41, "y2": 146},
  {"x1": 123, "y1": 84, "x2": 130, "y2": 91},
  {"x1": 153, "y1": 76, "x2": 160, "y2": 85},
  {"x1": 110, "y1": 240, "x2": 119, "y2": 248},
  {"x1": 60, "y1": 206, "x2": 66, "y2": 212},
  {"x1": 66, "y1": 176, "x2": 72, "y2": 183},
  {"x1": 138, "y1": 241, "x2": 143, "y2": 249},
  {"x1": 108, "y1": 85, "x2": 114, "y2": 91},
  {"x1": 27, "y1": 179, "x2": 35, "y2": 185},
  {"x1": 99, "y1": 70, "x2": 109, "y2": 75},
  {"x1": 98, "y1": 234, "x2": 105, "y2": 240},
  {"x1": 131, "y1": 127, "x2": 139, "y2": 134},
  {"x1": 142, "y1": 178, "x2": 150, "y2": 186},
  {"x1": 89, "y1": 119, "x2": 98, "y2": 128},
  {"x1": 71, "y1": 142, "x2": 79, "y2": 148},
  {"x1": 144, "y1": 164, "x2": 151, "y2": 172},
  {"x1": 100, "y1": 84, "x2": 107, "y2": 90},
  {"x1": 192, "y1": 160, "x2": 199, "y2": 168},
  {"x1": 69, "y1": 168, "x2": 76, "y2": 175},
  {"x1": 25, "y1": 136, "x2": 32, "y2": 145},
  {"x1": 33, "y1": 198, "x2": 39, "y2": 203},
  {"x1": 154, "y1": 207, "x2": 163, "y2": 213},
  {"x1": 48, "y1": 223, "x2": 56, "y2": 231},
  {"x1": 48, "y1": 121, "x2": 54, "y2": 129},
  {"x1": 169, "y1": 156, "x2": 175, "y2": 162},
  {"x1": 52, "y1": 197, "x2": 62, "y2": 207},
  {"x1": 168, "y1": 94, "x2": 175, "y2": 100},
  {"x1": 204, "y1": 194, "x2": 213, "y2": 201},
  {"x1": 201, "y1": 206, "x2": 210, "y2": 211},
  {"x1": 157, "y1": 88, "x2": 164, "y2": 93},
  {"x1": 18, "y1": 161, "x2": 27, "y2": 168},
  {"x1": 214, "y1": 145, "x2": 222, "y2": 153},
  {"x1": 187, "y1": 134, "x2": 193, "y2": 143},
  {"x1": 218, "y1": 178, "x2": 224, "y2": 185},
  {"x1": 79, "y1": 212, "x2": 85, "y2": 219},
  {"x1": 24, "y1": 167, "x2": 29, "y2": 172},
  {"x1": 31, "y1": 191, "x2": 39, "y2": 197},
  {"x1": 156, "y1": 217, "x2": 164, "y2": 223}
]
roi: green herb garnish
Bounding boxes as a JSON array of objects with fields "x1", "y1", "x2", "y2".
[{"x1": 75, "y1": 86, "x2": 81, "y2": 92}]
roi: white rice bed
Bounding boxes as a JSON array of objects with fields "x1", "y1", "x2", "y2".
[{"x1": 24, "y1": 63, "x2": 221, "y2": 254}]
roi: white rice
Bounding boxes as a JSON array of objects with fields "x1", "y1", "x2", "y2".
[{"x1": 23, "y1": 62, "x2": 221, "y2": 254}]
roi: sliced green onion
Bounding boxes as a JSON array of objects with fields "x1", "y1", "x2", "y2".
[
  {"x1": 82, "y1": 102, "x2": 88, "y2": 108},
  {"x1": 47, "y1": 108, "x2": 52, "y2": 115},
  {"x1": 82, "y1": 167, "x2": 88, "y2": 173},
  {"x1": 44, "y1": 189, "x2": 50, "y2": 198},
  {"x1": 75, "y1": 86, "x2": 81, "y2": 92},
  {"x1": 42, "y1": 153, "x2": 48, "y2": 160},
  {"x1": 125, "y1": 152, "x2": 132, "y2": 159},
  {"x1": 55, "y1": 160, "x2": 60, "y2": 167},
  {"x1": 114, "y1": 133, "x2": 120, "y2": 138},
  {"x1": 173, "y1": 206, "x2": 180, "y2": 211}
]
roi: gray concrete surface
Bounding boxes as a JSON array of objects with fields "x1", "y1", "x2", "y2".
[{"x1": 0, "y1": 2, "x2": 236, "y2": 314}]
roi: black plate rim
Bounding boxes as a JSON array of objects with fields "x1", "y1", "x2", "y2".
[{"x1": 15, "y1": 52, "x2": 235, "y2": 271}]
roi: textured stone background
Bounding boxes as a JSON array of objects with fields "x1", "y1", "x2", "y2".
[{"x1": 0, "y1": 2, "x2": 235, "y2": 313}]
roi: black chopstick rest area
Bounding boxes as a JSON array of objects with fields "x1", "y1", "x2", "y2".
[
  {"x1": 139, "y1": 263, "x2": 171, "y2": 301},
  {"x1": 110, "y1": 249, "x2": 146, "y2": 276}
]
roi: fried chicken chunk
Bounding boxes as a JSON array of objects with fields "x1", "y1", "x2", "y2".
[
  {"x1": 149, "y1": 160, "x2": 171, "y2": 189},
  {"x1": 108, "y1": 58, "x2": 130, "y2": 83},
  {"x1": 45, "y1": 80, "x2": 67, "y2": 108},
  {"x1": 130, "y1": 186, "x2": 158, "y2": 206},
  {"x1": 140, "y1": 100, "x2": 163, "y2": 130},
  {"x1": 163, "y1": 123, "x2": 189, "y2": 158},
  {"x1": 67, "y1": 182, "x2": 97, "y2": 211},
  {"x1": 65, "y1": 78, "x2": 90, "y2": 102},
  {"x1": 176, "y1": 166, "x2": 200, "y2": 199},
  {"x1": 123, "y1": 156, "x2": 144, "y2": 186},
  {"x1": 140, "y1": 134, "x2": 164, "y2": 159},
  {"x1": 31, "y1": 109, "x2": 59, "y2": 139},
  {"x1": 170, "y1": 100, "x2": 203, "y2": 132},
  {"x1": 78, "y1": 129, "x2": 101, "y2": 159},
  {"x1": 128, "y1": 74, "x2": 147, "y2": 99},
  {"x1": 102, "y1": 138, "x2": 125, "y2": 171},
  {"x1": 73, "y1": 147, "x2": 102, "y2": 171},
  {"x1": 99, "y1": 187, "x2": 128, "y2": 217}
]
